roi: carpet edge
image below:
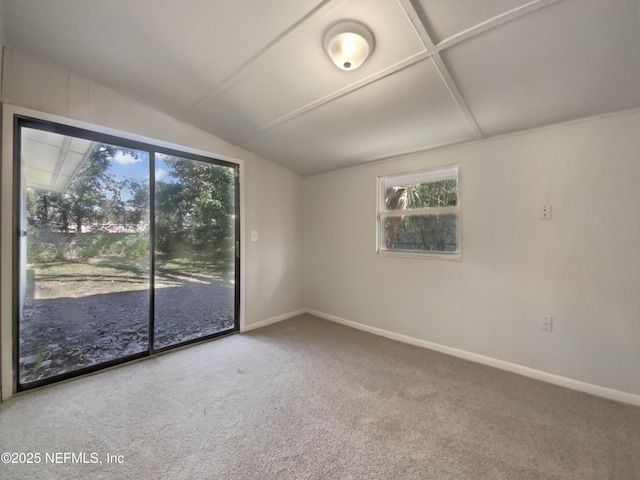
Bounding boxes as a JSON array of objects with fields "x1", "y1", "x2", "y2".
[
  {"x1": 242, "y1": 309, "x2": 306, "y2": 332},
  {"x1": 307, "y1": 309, "x2": 640, "y2": 407}
]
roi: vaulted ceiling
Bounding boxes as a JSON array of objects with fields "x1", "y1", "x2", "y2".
[{"x1": 3, "y1": 0, "x2": 640, "y2": 176}]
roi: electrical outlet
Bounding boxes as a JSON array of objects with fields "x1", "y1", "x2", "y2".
[
  {"x1": 541, "y1": 205, "x2": 552, "y2": 220},
  {"x1": 540, "y1": 316, "x2": 553, "y2": 332}
]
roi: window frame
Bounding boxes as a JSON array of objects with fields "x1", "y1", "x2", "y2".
[{"x1": 376, "y1": 164, "x2": 462, "y2": 261}]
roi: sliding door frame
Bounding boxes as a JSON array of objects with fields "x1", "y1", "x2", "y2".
[
  {"x1": 5, "y1": 111, "x2": 242, "y2": 395},
  {"x1": 150, "y1": 147, "x2": 241, "y2": 354}
]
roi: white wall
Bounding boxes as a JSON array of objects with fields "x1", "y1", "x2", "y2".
[
  {"x1": 305, "y1": 109, "x2": 640, "y2": 399},
  {"x1": 1, "y1": 48, "x2": 305, "y2": 398},
  {"x1": 3, "y1": 46, "x2": 639, "y2": 404}
]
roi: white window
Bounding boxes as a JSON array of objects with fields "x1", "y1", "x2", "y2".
[{"x1": 377, "y1": 165, "x2": 460, "y2": 259}]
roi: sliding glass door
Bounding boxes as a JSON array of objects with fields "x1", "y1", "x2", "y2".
[
  {"x1": 15, "y1": 117, "x2": 239, "y2": 390},
  {"x1": 153, "y1": 153, "x2": 237, "y2": 349}
]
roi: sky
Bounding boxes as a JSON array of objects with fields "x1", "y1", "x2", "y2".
[
  {"x1": 106, "y1": 148, "x2": 175, "y2": 200},
  {"x1": 108, "y1": 150, "x2": 173, "y2": 183}
]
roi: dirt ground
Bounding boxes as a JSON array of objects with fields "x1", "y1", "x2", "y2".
[{"x1": 19, "y1": 264, "x2": 235, "y2": 384}]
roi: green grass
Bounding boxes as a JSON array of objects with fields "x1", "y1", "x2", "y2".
[{"x1": 28, "y1": 252, "x2": 234, "y2": 299}]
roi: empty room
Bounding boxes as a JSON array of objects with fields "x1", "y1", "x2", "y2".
[{"x1": 1, "y1": 0, "x2": 639, "y2": 479}]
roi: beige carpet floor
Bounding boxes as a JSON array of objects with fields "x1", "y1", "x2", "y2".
[{"x1": 1, "y1": 313, "x2": 639, "y2": 479}]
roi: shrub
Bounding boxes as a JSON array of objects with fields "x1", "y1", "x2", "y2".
[
  {"x1": 107, "y1": 233, "x2": 149, "y2": 257},
  {"x1": 28, "y1": 243, "x2": 62, "y2": 262}
]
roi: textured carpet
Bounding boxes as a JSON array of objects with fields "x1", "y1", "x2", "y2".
[{"x1": 1, "y1": 313, "x2": 639, "y2": 479}]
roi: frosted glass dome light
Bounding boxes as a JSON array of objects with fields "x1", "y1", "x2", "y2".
[{"x1": 323, "y1": 20, "x2": 375, "y2": 71}]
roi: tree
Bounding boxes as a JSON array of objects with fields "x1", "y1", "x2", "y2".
[
  {"x1": 27, "y1": 190, "x2": 62, "y2": 227},
  {"x1": 125, "y1": 179, "x2": 150, "y2": 226},
  {"x1": 26, "y1": 146, "x2": 235, "y2": 253},
  {"x1": 104, "y1": 179, "x2": 128, "y2": 226},
  {"x1": 155, "y1": 156, "x2": 234, "y2": 252},
  {"x1": 26, "y1": 144, "x2": 150, "y2": 232},
  {"x1": 155, "y1": 181, "x2": 186, "y2": 252},
  {"x1": 62, "y1": 145, "x2": 115, "y2": 232},
  {"x1": 384, "y1": 179, "x2": 457, "y2": 250}
]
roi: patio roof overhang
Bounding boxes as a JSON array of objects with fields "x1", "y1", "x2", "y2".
[{"x1": 22, "y1": 128, "x2": 96, "y2": 193}]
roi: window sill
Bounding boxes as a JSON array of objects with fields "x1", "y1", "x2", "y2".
[{"x1": 376, "y1": 249, "x2": 462, "y2": 261}]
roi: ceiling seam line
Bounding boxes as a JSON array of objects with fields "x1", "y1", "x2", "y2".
[
  {"x1": 234, "y1": 0, "x2": 445, "y2": 145},
  {"x1": 395, "y1": 0, "x2": 482, "y2": 138},
  {"x1": 232, "y1": 51, "x2": 432, "y2": 145},
  {"x1": 178, "y1": 0, "x2": 346, "y2": 122},
  {"x1": 395, "y1": 0, "x2": 436, "y2": 50},
  {"x1": 187, "y1": 0, "x2": 545, "y2": 146},
  {"x1": 434, "y1": 0, "x2": 565, "y2": 52},
  {"x1": 430, "y1": 55, "x2": 483, "y2": 139}
]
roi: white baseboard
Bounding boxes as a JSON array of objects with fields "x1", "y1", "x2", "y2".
[
  {"x1": 307, "y1": 309, "x2": 640, "y2": 408},
  {"x1": 242, "y1": 309, "x2": 306, "y2": 333}
]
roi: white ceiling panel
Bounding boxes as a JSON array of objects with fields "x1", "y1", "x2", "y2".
[
  {"x1": 412, "y1": 0, "x2": 534, "y2": 44},
  {"x1": 3, "y1": 0, "x2": 325, "y2": 117},
  {"x1": 4, "y1": 0, "x2": 640, "y2": 176},
  {"x1": 441, "y1": 0, "x2": 640, "y2": 137},
  {"x1": 239, "y1": 59, "x2": 477, "y2": 176},
  {"x1": 189, "y1": 0, "x2": 427, "y2": 143}
]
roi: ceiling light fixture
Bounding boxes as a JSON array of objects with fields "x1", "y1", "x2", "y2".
[{"x1": 323, "y1": 20, "x2": 375, "y2": 71}]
